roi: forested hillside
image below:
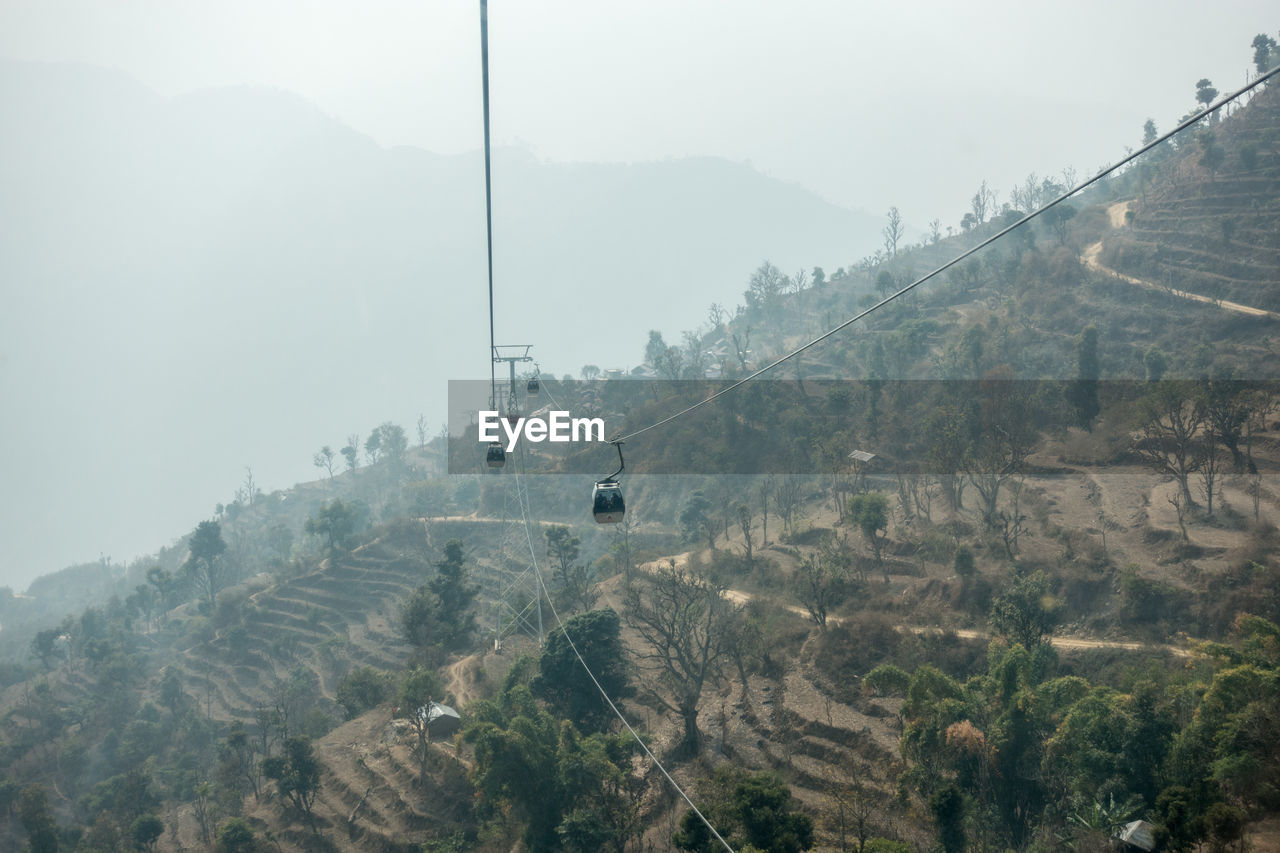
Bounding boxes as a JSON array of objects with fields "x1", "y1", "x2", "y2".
[{"x1": 4, "y1": 37, "x2": 1280, "y2": 853}]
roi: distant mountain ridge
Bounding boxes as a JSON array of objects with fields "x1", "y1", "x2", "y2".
[{"x1": 0, "y1": 60, "x2": 884, "y2": 592}]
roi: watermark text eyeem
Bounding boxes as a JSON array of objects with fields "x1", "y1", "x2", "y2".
[{"x1": 478, "y1": 411, "x2": 606, "y2": 451}]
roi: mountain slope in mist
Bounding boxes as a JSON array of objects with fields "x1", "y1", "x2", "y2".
[{"x1": 0, "y1": 60, "x2": 883, "y2": 589}]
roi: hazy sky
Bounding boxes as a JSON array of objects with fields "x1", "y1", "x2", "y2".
[
  {"x1": 1, "y1": 1, "x2": 1276, "y2": 591},
  {"x1": 3, "y1": 0, "x2": 1275, "y2": 223}
]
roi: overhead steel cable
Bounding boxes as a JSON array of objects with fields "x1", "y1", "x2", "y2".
[
  {"x1": 613, "y1": 63, "x2": 1280, "y2": 445},
  {"x1": 480, "y1": 0, "x2": 498, "y2": 406},
  {"x1": 474, "y1": 5, "x2": 733, "y2": 848},
  {"x1": 509, "y1": 448, "x2": 737, "y2": 853}
]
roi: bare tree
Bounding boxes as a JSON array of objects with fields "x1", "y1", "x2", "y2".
[
  {"x1": 882, "y1": 206, "x2": 905, "y2": 257},
  {"x1": 1168, "y1": 490, "x2": 1189, "y2": 542},
  {"x1": 1197, "y1": 439, "x2": 1223, "y2": 518},
  {"x1": 313, "y1": 446, "x2": 337, "y2": 480},
  {"x1": 758, "y1": 475, "x2": 774, "y2": 545},
  {"x1": 788, "y1": 268, "x2": 811, "y2": 294},
  {"x1": 774, "y1": 475, "x2": 806, "y2": 535},
  {"x1": 341, "y1": 434, "x2": 361, "y2": 472},
  {"x1": 1136, "y1": 382, "x2": 1205, "y2": 506},
  {"x1": 1009, "y1": 172, "x2": 1037, "y2": 213},
  {"x1": 682, "y1": 330, "x2": 708, "y2": 379},
  {"x1": 795, "y1": 553, "x2": 846, "y2": 631},
  {"x1": 821, "y1": 778, "x2": 884, "y2": 853},
  {"x1": 1204, "y1": 380, "x2": 1259, "y2": 472},
  {"x1": 610, "y1": 507, "x2": 639, "y2": 583},
  {"x1": 970, "y1": 180, "x2": 997, "y2": 224},
  {"x1": 624, "y1": 562, "x2": 738, "y2": 756},
  {"x1": 735, "y1": 503, "x2": 754, "y2": 563},
  {"x1": 731, "y1": 326, "x2": 753, "y2": 371}
]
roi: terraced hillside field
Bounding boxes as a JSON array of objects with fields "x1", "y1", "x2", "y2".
[{"x1": 1100, "y1": 83, "x2": 1280, "y2": 312}]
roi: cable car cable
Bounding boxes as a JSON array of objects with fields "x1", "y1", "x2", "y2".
[
  {"x1": 612, "y1": 62, "x2": 1280, "y2": 446},
  {"x1": 480, "y1": 0, "x2": 498, "y2": 408},
  {"x1": 509, "y1": 448, "x2": 736, "y2": 853},
  {"x1": 474, "y1": 6, "x2": 726, "y2": 843}
]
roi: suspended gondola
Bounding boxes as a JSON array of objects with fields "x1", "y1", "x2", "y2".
[
  {"x1": 486, "y1": 441, "x2": 506, "y2": 468},
  {"x1": 592, "y1": 442, "x2": 625, "y2": 523}
]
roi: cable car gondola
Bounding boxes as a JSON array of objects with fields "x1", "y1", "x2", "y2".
[
  {"x1": 486, "y1": 442, "x2": 506, "y2": 468},
  {"x1": 527, "y1": 375, "x2": 540, "y2": 395},
  {"x1": 592, "y1": 442, "x2": 625, "y2": 523}
]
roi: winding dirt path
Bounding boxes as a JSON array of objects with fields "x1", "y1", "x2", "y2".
[
  {"x1": 641, "y1": 552, "x2": 1193, "y2": 657},
  {"x1": 1083, "y1": 200, "x2": 1280, "y2": 320}
]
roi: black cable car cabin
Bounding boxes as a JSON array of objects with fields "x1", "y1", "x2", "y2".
[
  {"x1": 592, "y1": 441, "x2": 625, "y2": 522},
  {"x1": 527, "y1": 377, "x2": 540, "y2": 395},
  {"x1": 486, "y1": 442, "x2": 506, "y2": 468},
  {"x1": 592, "y1": 479, "x2": 624, "y2": 523}
]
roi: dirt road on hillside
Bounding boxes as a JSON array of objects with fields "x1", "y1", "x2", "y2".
[
  {"x1": 1083, "y1": 200, "x2": 1280, "y2": 320},
  {"x1": 641, "y1": 553, "x2": 1193, "y2": 658}
]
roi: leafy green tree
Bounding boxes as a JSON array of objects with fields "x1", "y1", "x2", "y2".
[
  {"x1": 146, "y1": 565, "x2": 177, "y2": 617},
  {"x1": 160, "y1": 670, "x2": 183, "y2": 714},
  {"x1": 363, "y1": 428, "x2": 382, "y2": 464},
  {"x1": 261, "y1": 736, "x2": 321, "y2": 828},
  {"x1": 130, "y1": 814, "x2": 164, "y2": 852},
  {"x1": 929, "y1": 784, "x2": 966, "y2": 853},
  {"x1": 744, "y1": 261, "x2": 785, "y2": 314},
  {"x1": 847, "y1": 493, "x2": 888, "y2": 577},
  {"x1": 900, "y1": 644, "x2": 1065, "y2": 850},
  {"x1": 674, "y1": 767, "x2": 813, "y2": 853},
  {"x1": 216, "y1": 816, "x2": 257, "y2": 852},
  {"x1": 875, "y1": 270, "x2": 895, "y2": 300},
  {"x1": 680, "y1": 490, "x2": 717, "y2": 550},
  {"x1": 1041, "y1": 202, "x2": 1076, "y2": 245},
  {"x1": 1143, "y1": 118, "x2": 1159, "y2": 145},
  {"x1": 79, "y1": 770, "x2": 159, "y2": 828},
  {"x1": 18, "y1": 784, "x2": 58, "y2": 853},
  {"x1": 1195, "y1": 78, "x2": 1218, "y2": 110},
  {"x1": 184, "y1": 519, "x2": 227, "y2": 610},
  {"x1": 30, "y1": 628, "x2": 61, "y2": 671},
  {"x1": 1172, "y1": 616, "x2": 1280, "y2": 813},
  {"x1": 1200, "y1": 136, "x2": 1226, "y2": 179},
  {"x1": 989, "y1": 569, "x2": 1059, "y2": 649},
  {"x1": 375, "y1": 422, "x2": 408, "y2": 466},
  {"x1": 1144, "y1": 346, "x2": 1168, "y2": 382},
  {"x1": 429, "y1": 540, "x2": 478, "y2": 650},
  {"x1": 465, "y1": 684, "x2": 639, "y2": 853},
  {"x1": 1066, "y1": 325, "x2": 1100, "y2": 428},
  {"x1": 340, "y1": 436, "x2": 359, "y2": 472},
  {"x1": 1154, "y1": 785, "x2": 1201, "y2": 852},
  {"x1": 304, "y1": 499, "x2": 359, "y2": 552},
  {"x1": 217, "y1": 724, "x2": 263, "y2": 802},
  {"x1": 545, "y1": 526, "x2": 596, "y2": 613},
  {"x1": 645, "y1": 330, "x2": 668, "y2": 367},
  {"x1": 397, "y1": 667, "x2": 444, "y2": 785},
  {"x1": 533, "y1": 609, "x2": 628, "y2": 733},
  {"x1": 335, "y1": 667, "x2": 390, "y2": 720},
  {"x1": 1253, "y1": 33, "x2": 1279, "y2": 73},
  {"x1": 401, "y1": 585, "x2": 444, "y2": 653}
]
